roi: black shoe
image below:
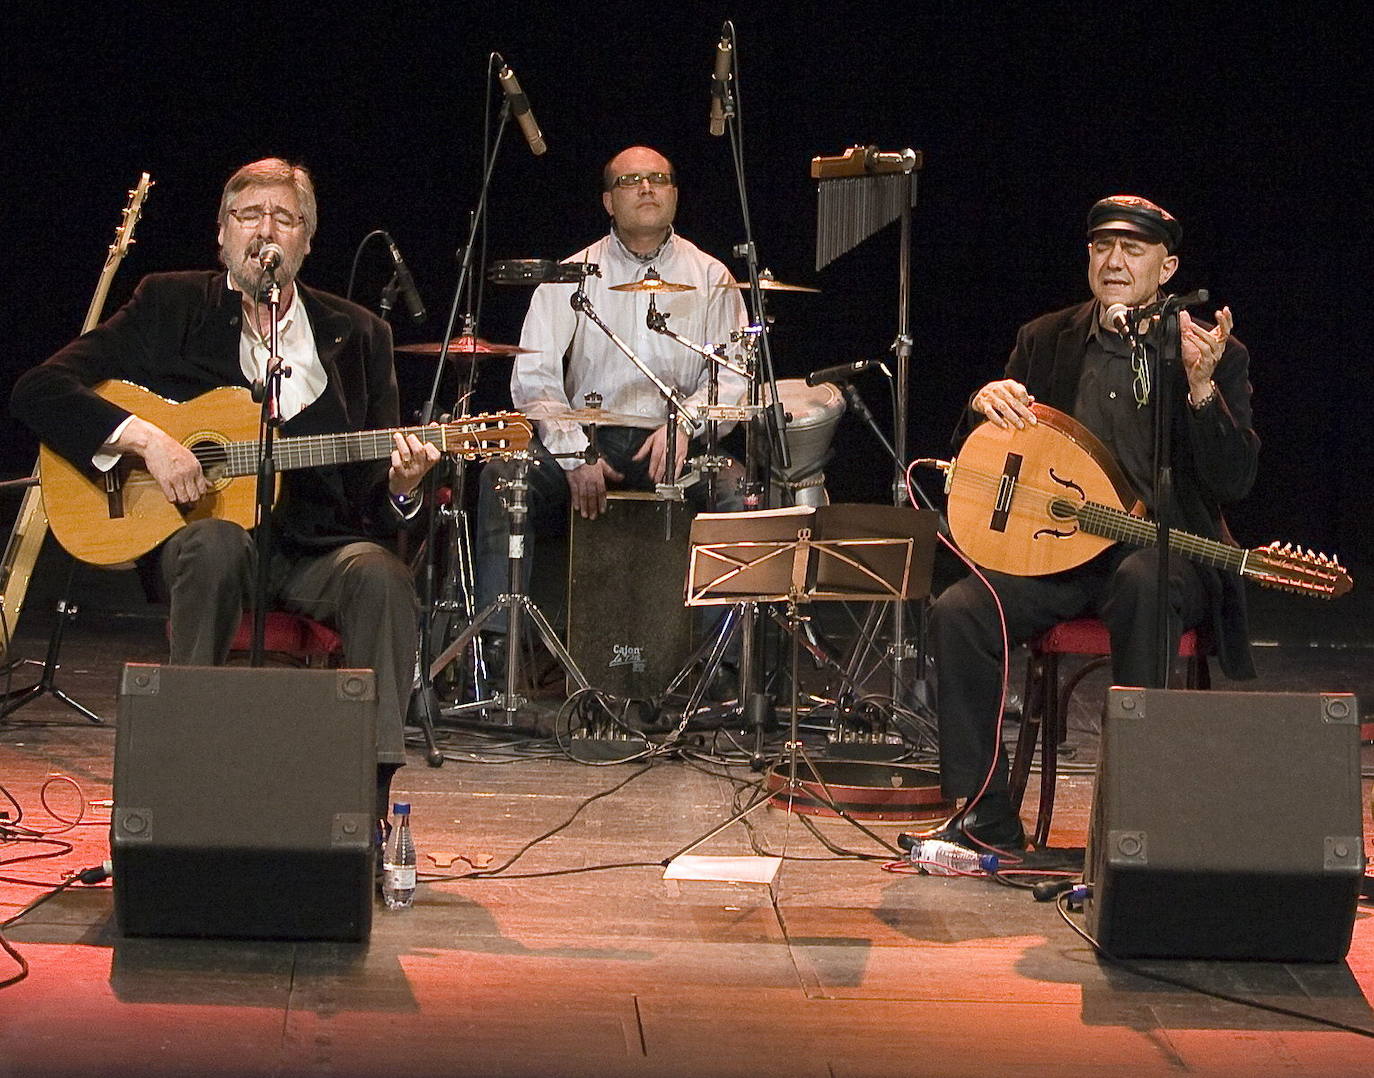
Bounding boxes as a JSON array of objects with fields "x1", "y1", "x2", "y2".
[{"x1": 927, "y1": 803, "x2": 1027, "y2": 852}]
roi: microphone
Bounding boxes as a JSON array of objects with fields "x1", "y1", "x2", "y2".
[
  {"x1": 1104, "y1": 303, "x2": 1133, "y2": 337},
  {"x1": 497, "y1": 64, "x2": 547, "y2": 156},
  {"x1": 805, "y1": 359, "x2": 879, "y2": 387},
  {"x1": 383, "y1": 233, "x2": 427, "y2": 323},
  {"x1": 257, "y1": 242, "x2": 284, "y2": 273},
  {"x1": 709, "y1": 33, "x2": 733, "y2": 136}
]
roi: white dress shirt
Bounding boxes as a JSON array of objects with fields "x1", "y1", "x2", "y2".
[{"x1": 512, "y1": 229, "x2": 749, "y2": 470}]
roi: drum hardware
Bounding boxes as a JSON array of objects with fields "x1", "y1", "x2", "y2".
[
  {"x1": 661, "y1": 505, "x2": 937, "y2": 864},
  {"x1": 487, "y1": 259, "x2": 600, "y2": 286},
  {"x1": 430, "y1": 452, "x2": 591, "y2": 726},
  {"x1": 569, "y1": 279, "x2": 699, "y2": 541},
  {"x1": 408, "y1": 60, "x2": 567, "y2": 758}
]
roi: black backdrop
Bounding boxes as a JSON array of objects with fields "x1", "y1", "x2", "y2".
[{"x1": 4, "y1": 3, "x2": 1368, "y2": 564}]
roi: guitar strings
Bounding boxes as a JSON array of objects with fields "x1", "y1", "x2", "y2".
[{"x1": 177, "y1": 415, "x2": 522, "y2": 474}]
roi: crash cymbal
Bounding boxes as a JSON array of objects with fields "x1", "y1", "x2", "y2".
[
  {"x1": 608, "y1": 277, "x2": 696, "y2": 294},
  {"x1": 718, "y1": 271, "x2": 820, "y2": 293},
  {"x1": 395, "y1": 335, "x2": 532, "y2": 357},
  {"x1": 524, "y1": 403, "x2": 660, "y2": 428}
]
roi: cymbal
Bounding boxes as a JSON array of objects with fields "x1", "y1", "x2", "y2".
[
  {"x1": 524, "y1": 403, "x2": 660, "y2": 429},
  {"x1": 395, "y1": 336, "x2": 532, "y2": 357},
  {"x1": 608, "y1": 277, "x2": 696, "y2": 294},
  {"x1": 718, "y1": 273, "x2": 820, "y2": 293}
]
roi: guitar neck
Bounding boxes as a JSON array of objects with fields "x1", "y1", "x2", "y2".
[
  {"x1": 1076, "y1": 502, "x2": 1248, "y2": 574},
  {"x1": 218, "y1": 423, "x2": 480, "y2": 478}
]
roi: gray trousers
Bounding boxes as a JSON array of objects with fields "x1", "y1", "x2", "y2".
[{"x1": 159, "y1": 518, "x2": 418, "y2": 766}]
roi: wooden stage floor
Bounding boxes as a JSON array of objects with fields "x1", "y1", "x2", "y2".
[{"x1": 2, "y1": 571, "x2": 1373, "y2": 1077}]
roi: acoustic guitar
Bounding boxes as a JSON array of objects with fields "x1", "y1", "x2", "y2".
[
  {"x1": 0, "y1": 173, "x2": 152, "y2": 657},
  {"x1": 38, "y1": 381, "x2": 531, "y2": 566},
  {"x1": 936, "y1": 403, "x2": 1351, "y2": 600}
]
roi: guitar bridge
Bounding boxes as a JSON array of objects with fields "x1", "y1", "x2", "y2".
[
  {"x1": 105, "y1": 465, "x2": 125, "y2": 520},
  {"x1": 989, "y1": 453, "x2": 1023, "y2": 533}
]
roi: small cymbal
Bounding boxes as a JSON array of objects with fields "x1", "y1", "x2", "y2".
[
  {"x1": 524, "y1": 403, "x2": 660, "y2": 428},
  {"x1": 718, "y1": 273, "x2": 820, "y2": 293},
  {"x1": 395, "y1": 336, "x2": 532, "y2": 357},
  {"x1": 609, "y1": 277, "x2": 696, "y2": 294}
]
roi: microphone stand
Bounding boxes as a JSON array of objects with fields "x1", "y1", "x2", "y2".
[
  {"x1": 1141, "y1": 288, "x2": 1208, "y2": 688},
  {"x1": 715, "y1": 24, "x2": 789, "y2": 491},
  {"x1": 713, "y1": 20, "x2": 792, "y2": 735},
  {"x1": 410, "y1": 55, "x2": 515, "y2": 759},
  {"x1": 248, "y1": 269, "x2": 286, "y2": 667}
]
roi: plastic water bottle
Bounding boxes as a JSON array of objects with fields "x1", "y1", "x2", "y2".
[
  {"x1": 907, "y1": 838, "x2": 999, "y2": 876},
  {"x1": 381, "y1": 802, "x2": 417, "y2": 910}
]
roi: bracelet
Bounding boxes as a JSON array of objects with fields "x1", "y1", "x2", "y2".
[{"x1": 1189, "y1": 381, "x2": 1217, "y2": 411}]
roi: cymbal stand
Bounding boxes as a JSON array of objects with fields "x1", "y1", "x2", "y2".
[
  {"x1": 570, "y1": 281, "x2": 699, "y2": 539},
  {"x1": 429, "y1": 452, "x2": 590, "y2": 726},
  {"x1": 645, "y1": 293, "x2": 755, "y2": 516},
  {"x1": 426, "y1": 453, "x2": 493, "y2": 706}
]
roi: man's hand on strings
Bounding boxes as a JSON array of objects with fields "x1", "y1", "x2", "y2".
[
  {"x1": 115, "y1": 416, "x2": 208, "y2": 505},
  {"x1": 388, "y1": 431, "x2": 441, "y2": 497},
  {"x1": 972, "y1": 379, "x2": 1037, "y2": 430}
]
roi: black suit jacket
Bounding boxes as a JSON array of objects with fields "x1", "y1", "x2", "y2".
[
  {"x1": 956, "y1": 299, "x2": 1260, "y2": 679},
  {"x1": 11, "y1": 270, "x2": 405, "y2": 552}
]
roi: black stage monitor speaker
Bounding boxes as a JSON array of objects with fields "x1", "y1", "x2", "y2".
[
  {"x1": 567, "y1": 491, "x2": 694, "y2": 698},
  {"x1": 112, "y1": 663, "x2": 377, "y2": 942},
  {"x1": 1085, "y1": 687, "x2": 1364, "y2": 962}
]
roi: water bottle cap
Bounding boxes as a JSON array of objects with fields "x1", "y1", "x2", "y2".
[{"x1": 392, "y1": 802, "x2": 411, "y2": 815}]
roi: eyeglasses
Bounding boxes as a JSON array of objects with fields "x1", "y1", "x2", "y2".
[
  {"x1": 227, "y1": 206, "x2": 305, "y2": 229},
  {"x1": 610, "y1": 171, "x2": 676, "y2": 189}
]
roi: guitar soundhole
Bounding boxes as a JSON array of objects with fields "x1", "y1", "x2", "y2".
[
  {"x1": 1048, "y1": 497, "x2": 1077, "y2": 521},
  {"x1": 191, "y1": 439, "x2": 230, "y2": 486}
]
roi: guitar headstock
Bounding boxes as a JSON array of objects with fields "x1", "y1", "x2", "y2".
[
  {"x1": 110, "y1": 173, "x2": 154, "y2": 261},
  {"x1": 1248, "y1": 542, "x2": 1353, "y2": 600},
  {"x1": 442, "y1": 412, "x2": 533, "y2": 459}
]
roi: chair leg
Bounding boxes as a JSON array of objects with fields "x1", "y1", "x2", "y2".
[
  {"x1": 1008, "y1": 650, "x2": 1045, "y2": 812},
  {"x1": 1033, "y1": 654, "x2": 1108, "y2": 849},
  {"x1": 1032, "y1": 653, "x2": 1062, "y2": 849},
  {"x1": 1186, "y1": 653, "x2": 1211, "y2": 690}
]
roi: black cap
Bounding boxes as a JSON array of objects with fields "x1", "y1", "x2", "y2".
[{"x1": 1086, "y1": 195, "x2": 1181, "y2": 252}]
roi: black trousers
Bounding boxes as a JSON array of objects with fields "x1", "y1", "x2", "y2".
[
  {"x1": 928, "y1": 546, "x2": 1207, "y2": 801},
  {"x1": 159, "y1": 518, "x2": 418, "y2": 766}
]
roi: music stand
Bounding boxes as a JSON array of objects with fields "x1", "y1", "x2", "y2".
[{"x1": 663, "y1": 504, "x2": 937, "y2": 863}]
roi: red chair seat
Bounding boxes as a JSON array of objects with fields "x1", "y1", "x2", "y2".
[
  {"x1": 166, "y1": 611, "x2": 343, "y2": 666},
  {"x1": 229, "y1": 611, "x2": 343, "y2": 659},
  {"x1": 1034, "y1": 617, "x2": 1205, "y2": 658}
]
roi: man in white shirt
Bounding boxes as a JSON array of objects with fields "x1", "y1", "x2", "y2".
[{"x1": 475, "y1": 145, "x2": 748, "y2": 643}]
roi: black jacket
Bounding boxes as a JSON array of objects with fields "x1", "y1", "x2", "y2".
[
  {"x1": 956, "y1": 299, "x2": 1260, "y2": 679},
  {"x1": 11, "y1": 270, "x2": 405, "y2": 552}
]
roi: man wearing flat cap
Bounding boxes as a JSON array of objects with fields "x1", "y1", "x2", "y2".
[{"x1": 927, "y1": 194, "x2": 1258, "y2": 851}]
